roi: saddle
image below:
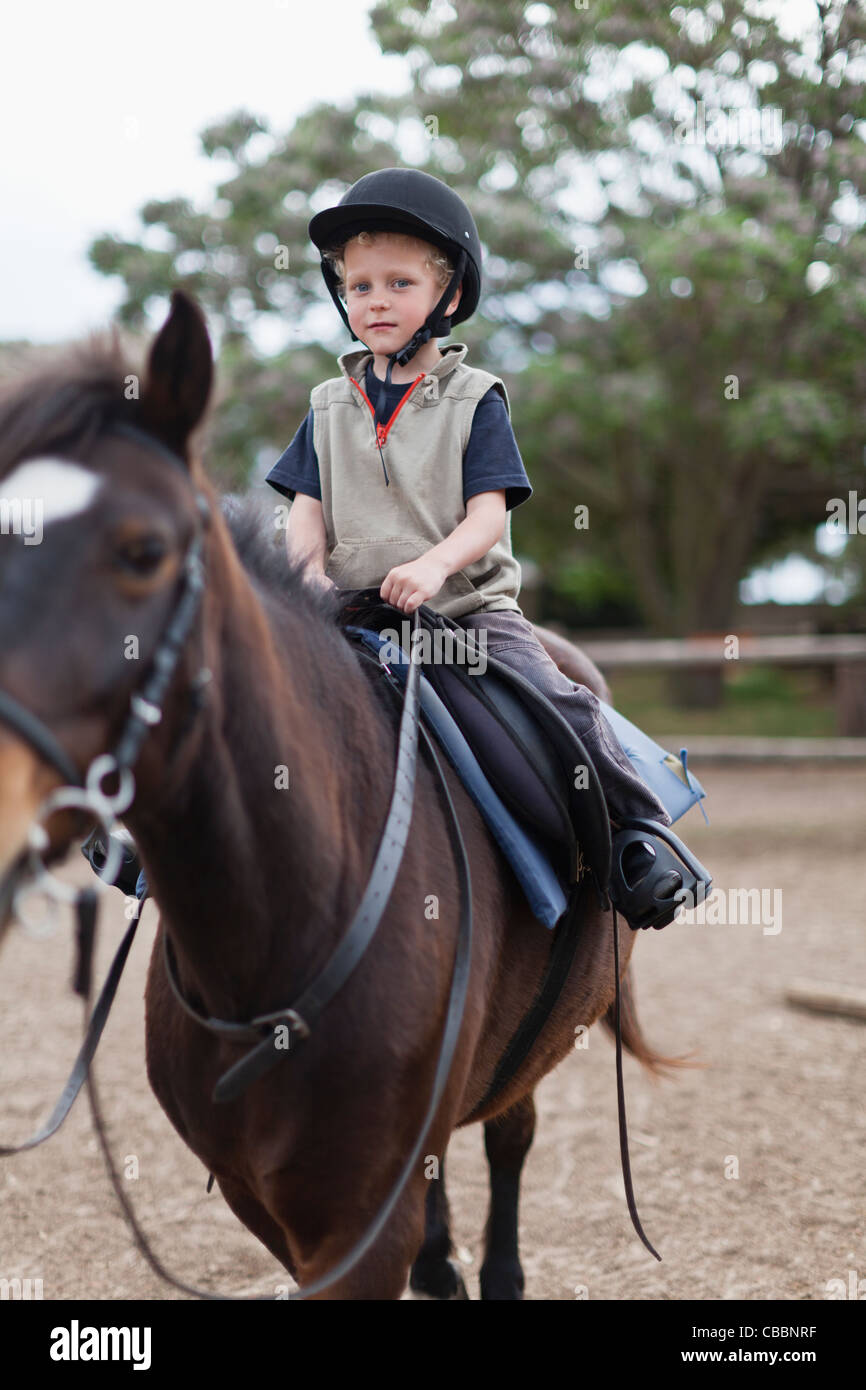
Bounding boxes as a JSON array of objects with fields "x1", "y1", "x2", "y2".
[{"x1": 336, "y1": 587, "x2": 612, "y2": 899}]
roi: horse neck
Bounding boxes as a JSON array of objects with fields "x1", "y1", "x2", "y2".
[{"x1": 126, "y1": 524, "x2": 393, "y2": 1019}]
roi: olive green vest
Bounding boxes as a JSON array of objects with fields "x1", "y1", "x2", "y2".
[{"x1": 310, "y1": 342, "x2": 523, "y2": 619}]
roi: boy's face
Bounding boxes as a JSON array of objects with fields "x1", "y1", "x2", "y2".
[{"x1": 343, "y1": 233, "x2": 461, "y2": 352}]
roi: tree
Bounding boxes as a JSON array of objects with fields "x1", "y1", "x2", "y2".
[{"x1": 86, "y1": 0, "x2": 866, "y2": 674}]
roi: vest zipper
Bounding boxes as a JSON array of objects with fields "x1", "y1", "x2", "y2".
[{"x1": 348, "y1": 373, "x2": 426, "y2": 486}]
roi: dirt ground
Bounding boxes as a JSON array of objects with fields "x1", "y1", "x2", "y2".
[{"x1": 0, "y1": 765, "x2": 863, "y2": 1301}]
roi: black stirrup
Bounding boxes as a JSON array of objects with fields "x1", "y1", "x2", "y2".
[{"x1": 610, "y1": 818, "x2": 712, "y2": 931}]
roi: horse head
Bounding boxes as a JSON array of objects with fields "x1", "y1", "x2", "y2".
[{"x1": 0, "y1": 291, "x2": 215, "y2": 933}]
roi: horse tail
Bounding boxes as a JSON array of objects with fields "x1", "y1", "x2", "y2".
[{"x1": 602, "y1": 965, "x2": 705, "y2": 1076}]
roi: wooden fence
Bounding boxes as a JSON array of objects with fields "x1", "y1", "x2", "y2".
[{"x1": 574, "y1": 633, "x2": 866, "y2": 737}]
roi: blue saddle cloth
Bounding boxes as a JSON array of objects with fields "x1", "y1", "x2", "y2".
[
  {"x1": 350, "y1": 627, "x2": 569, "y2": 928},
  {"x1": 598, "y1": 701, "x2": 707, "y2": 825}
]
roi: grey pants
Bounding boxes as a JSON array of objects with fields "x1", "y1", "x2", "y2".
[{"x1": 459, "y1": 609, "x2": 670, "y2": 828}]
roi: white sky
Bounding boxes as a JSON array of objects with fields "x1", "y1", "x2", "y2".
[{"x1": 0, "y1": 0, "x2": 410, "y2": 343}]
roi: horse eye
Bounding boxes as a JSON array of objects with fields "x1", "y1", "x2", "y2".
[{"x1": 114, "y1": 535, "x2": 168, "y2": 575}]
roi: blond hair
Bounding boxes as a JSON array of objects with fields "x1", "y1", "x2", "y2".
[{"x1": 323, "y1": 229, "x2": 454, "y2": 298}]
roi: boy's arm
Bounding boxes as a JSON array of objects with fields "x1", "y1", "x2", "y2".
[
  {"x1": 424, "y1": 490, "x2": 506, "y2": 576},
  {"x1": 285, "y1": 494, "x2": 331, "y2": 582},
  {"x1": 380, "y1": 490, "x2": 506, "y2": 612}
]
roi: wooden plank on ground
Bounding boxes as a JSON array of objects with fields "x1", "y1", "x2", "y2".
[{"x1": 785, "y1": 981, "x2": 866, "y2": 1023}]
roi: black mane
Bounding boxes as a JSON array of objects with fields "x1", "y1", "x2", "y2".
[{"x1": 220, "y1": 491, "x2": 342, "y2": 626}]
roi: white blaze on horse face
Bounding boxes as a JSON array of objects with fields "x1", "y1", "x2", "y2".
[{"x1": 0, "y1": 458, "x2": 103, "y2": 545}]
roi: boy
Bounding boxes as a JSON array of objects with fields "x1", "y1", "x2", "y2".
[{"x1": 265, "y1": 167, "x2": 711, "y2": 931}]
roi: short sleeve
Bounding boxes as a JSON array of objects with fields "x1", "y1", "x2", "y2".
[
  {"x1": 264, "y1": 410, "x2": 321, "y2": 502},
  {"x1": 463, "y1": 389, "x2": 532, "y2": 510}
]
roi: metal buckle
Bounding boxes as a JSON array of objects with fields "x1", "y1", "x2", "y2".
[
  {"x1": 85, "y1": 754, "x2": 136, "y2": 818},
  {"x1": 12, "y1": 754, "x2": 139, "y2": 929},
  {"x1": 252, "y1": 1007, "x2": 311, "y2": 1041}
]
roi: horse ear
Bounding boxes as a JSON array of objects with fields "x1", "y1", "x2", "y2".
[{"x1": 139, "y1": 290, "x2": 213, "y2": 461}]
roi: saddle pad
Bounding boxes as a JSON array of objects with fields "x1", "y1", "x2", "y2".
[
  {"x1": 421, "y1": 641, "x2": 609, "y2": 886},
  {"x1": 599, "y1": 701, "x2": 707, "y2": 824},
  {"x1": 418, "y1": 652, "x2": 574, "y2": 856},
  {"x1": 347, "y1": 627, "x2": 568, "y2": 929}
]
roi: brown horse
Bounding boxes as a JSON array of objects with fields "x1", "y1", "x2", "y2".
[{"x1": 0, "y1": 292, "x2": 672, "y2": 1299}]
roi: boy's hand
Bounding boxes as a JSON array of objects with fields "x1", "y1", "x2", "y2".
[
  {"x1": 306, "y1": 569, "x2": 338, "y2": 595},
  {"x1": 380, "y1": 556, "x2": 449, "y2": 613}
]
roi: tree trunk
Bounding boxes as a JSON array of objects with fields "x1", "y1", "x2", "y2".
[{"x1": 667, "y1": 665, "x2": 725, "y2": 708}]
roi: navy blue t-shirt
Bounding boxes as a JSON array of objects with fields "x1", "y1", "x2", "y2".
[{"x1": 265, "y1": 360, "x2": 532, "y2": 510}]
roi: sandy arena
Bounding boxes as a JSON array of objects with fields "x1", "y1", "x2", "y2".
[{"x1": 0, "y1": 764, "x2": 862, "y2": 1300}]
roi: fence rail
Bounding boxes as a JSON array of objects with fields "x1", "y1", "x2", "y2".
[
  {"x1": 578, "y1": 633, "x2": 866, "y2": 667},
  {"x1": 572, "y1": 632, "x2": 866, "y2": 736},
  {"x1": 653, "y1": 735, "x2": 866, "y2": 761}
]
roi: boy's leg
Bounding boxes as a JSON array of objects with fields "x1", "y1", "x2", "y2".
[
  {"x1": 459, "y1": 611, "x2": 670, "y2": 827},
  {"x1": 458, "y1": 610, "x2": 705, "y2": 930}
]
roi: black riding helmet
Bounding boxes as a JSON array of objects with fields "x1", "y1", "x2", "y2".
[{"x1": 308, "y1": 168, "x2": 483, "y2": 394}]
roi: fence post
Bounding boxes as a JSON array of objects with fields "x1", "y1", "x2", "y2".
[{"x1": 835, "y1": 661, "x2": 866, "y2": 736}]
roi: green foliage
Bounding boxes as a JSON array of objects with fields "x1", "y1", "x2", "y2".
[
  {"x1": 77, "y1": 0, "x2": 866, "y2": 629},
  {"x1": 612, "y1": 665, "x2": 838, "y2": 738}
]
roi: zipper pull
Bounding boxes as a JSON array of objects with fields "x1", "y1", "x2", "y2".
[{"x1": 375, "y1": 426, "x2": 390, "y2": 485}]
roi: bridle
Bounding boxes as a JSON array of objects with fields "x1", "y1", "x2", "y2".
[{"x1": 0, "y1": 419, "x2": 660, "y2": 1297}]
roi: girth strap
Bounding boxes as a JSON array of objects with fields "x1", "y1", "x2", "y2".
[{"x1": 472, "y1": 876, "x2": 590, "y2": 1114}]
